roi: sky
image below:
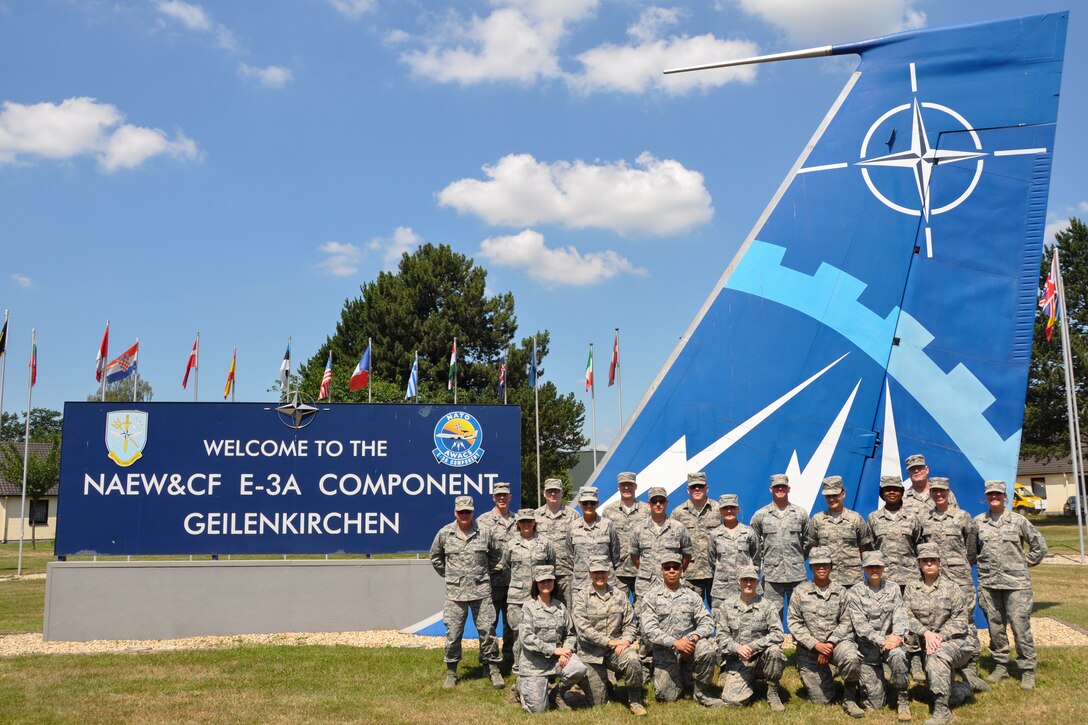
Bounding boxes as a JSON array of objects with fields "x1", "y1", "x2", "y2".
[{"x1": 1, "y1": 0, "x2": 1084, "y2": 451}]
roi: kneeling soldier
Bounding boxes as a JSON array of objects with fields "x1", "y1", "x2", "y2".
[
  {"x1": 715, "y1": 565, "x2": 787, "y2": 710},
  {"x1": 517, "y1": 565, "x2": 588, "y2": 712}
]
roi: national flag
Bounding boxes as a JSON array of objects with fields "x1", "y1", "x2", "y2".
[
  {"x1": 528, "y1": 337, "x2": 537, "y2": 388},
  {"x1": 0, "y1": 316, "x2": 7, "y2": 358},
  {"x1": 608, "y1": 330, "x2": 619, "y2": 387},
  {"x1": 350, "y1": 343, "x2": 372, "y2": 391},
  {"x1": 497, "y1": 359, "x2": 506, "y2": 399},
  {"x1": 1039, "y1": 251, "x2": 1059, "y2": 342},
  {"x1": 448, "y1": 339, "x2": 457, "y2": 390},
  {"x1": 223, "y1": 349, "x2": 236, "y2": 399},
  {"x1": 95, "y1": 321, "x2": 109, "y2": 382},
  {"x1": 405, "y1": 353, "x2": 419, "y2": 399},
  {"x1": 318, "y1": 352, "x2": 333, "y2": 401},
  {"x1": 585, "y1": 346, "x2": 594, "y2": 392},
  {"x1": 29, "y1": 334, "x2": 37, "y2": 388},
  {"x1": 182, "y1": 334, "x2": 198, "y2": 389},
  {"x1": 279, "y1": 339, "x2": 291, "y2": 392},
  {"x1": 105, "y1": 342, "x2": 139, "y2": 383}
]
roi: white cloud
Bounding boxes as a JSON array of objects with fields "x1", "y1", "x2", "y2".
[
  {"x1": 733, "y1": 0, "x2": 925, "y2": 46},
  {"x1": 157, "y1": 0, "x2": 210, "y2": 31},
  {"x1": 239, "y1": 64, "x2": 293, "y2": 89},
  {"x1": 1078, "y1": 201, "x2": 1088, "y2": 214},
  {"x1": 368, "y1": 226, "x2": 421, "y2": 268},
  {"x1": 479, "y1": 229, "x2": 645, "y2": 286},
  {"x1": 11, "y1": 273, "x2": 32, "y2": 288},
  {"x1": 438, "y1": 152, "x2": 713, "y2": 236},
  {"x1": 0, "y1": 97, "x2": 200, "y2": 172},
  {"x1": 627, "y1": 6, "x2": 683, "y2": 44},
  {"x1": 328, "y1": 0, "x2": 377, "y2": 20},
  {"x1": 318, "y1": 241, "x2": 364, "y2": 276}
]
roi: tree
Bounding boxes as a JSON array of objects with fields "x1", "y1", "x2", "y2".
[
  {"x1": 1, "y1": 408, "x2": 63, "y2": 442},
  {"x1": 297, "y1": 244, "x2": 587, "y2": 505},
  {"x1": 88, "y1": 377, "x2": 154, "y2": 403},
  {"x1": 0, "y1": 436, "x2": 60, "y2": 549},
  {"x1": 1023, "y1": 218, "x2": 1088, "y2": 460}
]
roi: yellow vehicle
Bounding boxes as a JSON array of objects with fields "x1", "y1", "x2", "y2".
[{"x1": 1012, "y1": 483, "x2": 1045, "y2": 515}]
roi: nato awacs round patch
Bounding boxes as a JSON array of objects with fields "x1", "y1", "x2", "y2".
[{"x1": 432, "y1": 412, "x2": 485, "y2": 467}]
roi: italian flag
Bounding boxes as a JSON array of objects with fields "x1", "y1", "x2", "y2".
[
  {"x1": 448, "y1": 338, "x2": 457, "y2": 390},
  {"x1": 585, "y1": 346, "x2": 593, "y2": 392}
]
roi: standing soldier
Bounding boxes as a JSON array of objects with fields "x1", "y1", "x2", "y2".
[
  {"x1": 602, "y1": 471, "x2": 650, "y2": 600},
  {"x1": 708, "y1": 493, "x2": 759, "y2": 609},
  {"x1": 535, "y1": 478, "x2": 579, "y2": 603},
  {"x1": 572, "y1": 560, "x2": 648, "y2": 716},
  {"x1": 567, "y1": 486, "x2": 622, "y2": 597},
  {"x1": 902, "y1": 454, "x2": 959, "y2": 516},
  {"x1": 639, "y1": 556, "x2": 724, "y2": 707},
  {"x1": 974, "y1": 480, "x2": 1048, "y2": 690},
  {"x1": 477, "y1": 482, "x2": 517, "y2": 673},
  {"x1": 868, "y1": 475, "x2": 921, "y2": 590},
  {"x1": 715, "y1": 565, "x2": 787, "y2": 711},
  {"x1": 429, "y1": 495, "x2": 506, "y2": 689},
  {"x1": 846, "y1": 550, "x2": 911, "y2": 721},
  {"x1": 629, "y1": 486, "x2": 693, "y2": 597},
  {"x1": 787, "y1": 546, "x2": 864, "y2": 718},
  {"x1": 750, "y1": 473, "x2": 812, "y2": 621},
  {"x1": 807, "y1": 476, "x2": 872, "y2": 587},
  {"x1": 503, "y1": 508, "x2": 556, "y2": 695},
  {"x1": 671, "y1": 471, "x2": 722, "y2": 605}
]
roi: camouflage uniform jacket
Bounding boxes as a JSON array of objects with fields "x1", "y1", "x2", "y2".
[
  {"x1": 715, "y1": 594, "x2": 784, "y2": 657},
  {"x1": 429, "y1": 521, "x2": 504, "y2": 602},
  {"x1": 670, "y1": 499, "x2": 722, "y2": 579},
  {"x1": 707, "y1": 523, "x2": 759, "y2": 601},
  {"x1": 534, "y1": 504, "x2": 579, "y2": 576},
  {"x1": 974, "y1": 510, "x2": 1047, "y2": 590},
  {"x1": 902, "y1": 484, "x2": 959, "y2": 517},
  {"x1": 917, "y1": 507, "x2": 977, "y2": 589},
  {"x1": 806, "y1": 508, "x2": 872, "y2": 585},
  {"x1": 629, "y1": 518, "x2": 693, "y2": 584},
  {"x1": 602, "y1": 500, "x2": 651, "y2": 578},
  {"x1": 640, "y1": 583, "x2": 715, "y2": 648},
  {"x1": 504, "y1": 534, "x2": 556, "y2": 604},
  {"x1": 518, "y1": 597, "x2": 576, "y2": 677},
  {"x1": 867, "y1": 506, "x2": 921, "y2": 586},
  {"x1": 903, "y1": 574, "x2": 971, "y2": 640},
  {"x1": 477, "y1": 508, "x2": 517, "y2": 587},
  {"x1": 845, "y1": 581, "x2": 908, "y2": 647},
  {"x1": 566, "y1": 515, "x2": 622, "y2": 588},
  {"x1": 750, "y1": 502, "x2": 812, "y2": 583},
  {"x1": 572, "y1": 585, "x2": 638, "y2": 664},
  {"x1": 787, "y1": 581, "x2": 853, "y2": 649}
]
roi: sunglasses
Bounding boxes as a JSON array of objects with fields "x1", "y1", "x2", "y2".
[
  {"x1": 581, "y1": 500, "x2": 598, "y2": 506},
  {"x1": 661, "y1": 563, "x2": 682, "y2": 571},
  {"x1": 650, "y1": 498, "x2": 667, "y2": 505},
  {"x1": 688, "y1": 484, "x2": 706, "y2": 490}
]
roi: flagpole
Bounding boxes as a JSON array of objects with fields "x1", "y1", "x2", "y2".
[
  {"x1": 1055, "y1": 251, "x2": 1087, "y2": 563},
  {"x1": 453, "y1": 337, "x2": 458, "y2": 405},
  {"x1": 99, "y1": 319, "x2": 109, "y2": 402},
  {"x1": 615, "y1": 327, "x2": 623, "y2": 430},
  {"x1": 590, "y1": 343, "x2": 599, "y2": 468},
  {"x1": 504, "y1": 346, "x2": 509, "y2": 405},
  {"x1": 533, "y1": 335, "x2": 541, "y2": 505},
  {"x1": 17, "y1": 328, "x2": 34, "y2": 576},
  {"x1": 194, "y1": 331, "x2": 199, "y2": 402},
  {"x1": 231, "y1": 347, "x2": 237, "y2": 402},
  {"x1": 415, "y1": 351, "x2": 419, "y2": 403},
  {"x1": 133, "y1": 338, "x2": 140, "y2": 403},
  {"x1": 368, "y1": 337, "x2": 373, "y2": 403},
  {"x1": 0, "y1": 309, "x2": 7, "y2": 441}
]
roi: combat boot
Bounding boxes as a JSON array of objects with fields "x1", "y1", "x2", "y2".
[
  {"x1": 1020, "y1": 671, "x2": 1036, "y2": 690},
  {"x1": 961, "y1": 667, "x2": 991, "y2": 693},
  {"x1": 911, "y1": 656, "x2": 926, "y2": 683},
  {"x1": 987, "y1": 664, "x2": 1008, "y2": 684},
  {"x1": 443, "y1": 664, "x2": 458, "y2": 689},
  {"x1": 842, "y1": 683, "x2": 865, "y2": 718},
  {"x1": 548, "y1": 685, "x2": 572, "y2": 711},
  {"x1": 694, "y1": 681, "x2": 725, "y2": 708},
  {"x1": 628, "y1": 687, "x2": 648, "y2": 716},
  {"x1": 897, "y1": 690, "x2": 911, "y2": 721},
  {"x1": 506, "y1": 678, "x2": 522, "y2": 705},
  {"x1": 948, "y1": 679, "x2": 973, "y2": 707},
  {"x1": 923, "y1": 700, "x2": 952, "y2": 725},
  {"x1": 486, "y1": 664, "x2": 506, "y2": 689},
  {"x1": 767, "y1": 683, "x2": 786, "y2": 712}
]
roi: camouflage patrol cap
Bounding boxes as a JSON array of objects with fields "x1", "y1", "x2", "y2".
[
  {"x1": 687, "y1": 472, "x2": 708, "y2": 486},
  {"x1": 515, "y1": 508, "x2": 537, "y2": 522},
  {"x1": 879, "y1": 475, "x2": 905, "y2": 489},
  {"x1": 534, "y1": 565, "x2": 556, "y2": 582},
  {"x1": 916, "y1": 542, "x2": 941, "y2": 560},
  {"x1": 809, "y1": 546, "x2": 833, "y2": 565},
  {"x1": 862, "y1": 550, "x2": 886, "y2": 568},
  {"x1": 737, "y1": 565, "x2": 760, "y2": 581},
  {"x1": 821, "y1": 476, "x2": 845, "y2": 495},
  {"x1": 647, "y1": 486, "x2": 668, "y2": 501},
  {"x1": 454, "y1": 496, "x2": 475, "y2": 511},
  {"x1": 492, "y1": 482, "x2": 511, "y2": 495},
  {"x1": 660, "y1": 553, "x2": 683, "y2": 566},
  {"x1": 719, "y1": 493, "x2": 740, "y2": 508},
  {"x1": 928, "y1": 477, "x2": 951, "y2": 490},
  {"x1": 905, "y1": 453, "x2": 926, "y2": 468},
  {"x1": 770, "y1": 473, "x2": 789, "y2": 487},
  {"x1": 588, "y1": 559, "x2": 612, "y2": 573},
  {"x1": 544, "y1": 478, "x2": 564, "y2": 491},
  {"x1": 578, "y1": 486, "x2": 599, "y2": 502},
  {"x1": 617, "y1": 471, "x2": 638, "y2": 485},
  {"x1": 984, "y1": 480, "x2": 1008, "y2": 495}
]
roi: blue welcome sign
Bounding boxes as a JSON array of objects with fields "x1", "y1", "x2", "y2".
[{"x1": 55, "y1": 402, "x2": 521, "y2": 556}]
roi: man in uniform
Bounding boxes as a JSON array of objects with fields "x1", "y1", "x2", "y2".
[
  {"x1": 787, "y1": 546, "x2": 864, "y2": 718},
  {"x1": 629, "y1": 486, "x2": 692, "y2": 597},
  {"x1": 904, "y1": 543, "x2": 975, "y2": 725},
  {"x1": 750, "y1": 473, "x2": 812, "y2": 621},
  {"x1": 477, "y1": 481, "x2": 517, "y2": 672},
  {"x1": 639, "y1": 556, "x2": 724, "y2": 707},
  {"x1": 572, "y1": 560, "x2": 647, "y2": 716},
  {"x1": 806, "y1": 476, "x2": 872, "y2": 587},
  {"x1": 567, "y1": 486, "x2": 622, "y2": 597},
  {"x1": 535, "y1": 478, "x2": 579, "y2": 603},
  {"x1": 602, "y1": 471, "x2": 650, "y2": 600},
  {"x1": 846, "y1": 550, "x2": 911, "y2": 720},
  {"x1": 670, "y1": 471, "x2": 722, "y2": 605},
  {"x1": 903, "y1": 454, "x2": 958, "y2": 515},
  {"x1": 708, "y1": 493, "x2": 759, "y2": 609},
  {"x1": 974, "y1": 480, "x2": 1048, "y2": 690},
  {"x1": 429, "y1": 495, "x2": 506, "y2": 689},
  {"x1": 715, "y1": 564, "x2": 787, "y2": 711}
]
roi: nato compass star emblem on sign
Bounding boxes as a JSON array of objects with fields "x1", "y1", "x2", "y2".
[
  {"x1": 275, "y1": 390, "x2": 319, "y2": 430},
  {"x1": 800, "y1": 62, "x2": 1048, "y2": 257}
]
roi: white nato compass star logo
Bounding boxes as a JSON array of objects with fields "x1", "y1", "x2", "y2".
[{"x1": 800, "y1": 62, "x2": 1047, "y2": 257}]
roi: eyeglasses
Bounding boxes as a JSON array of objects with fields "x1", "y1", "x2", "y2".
[{"x1": 661, "y1": 563, "x2": 681, "y2": 571}]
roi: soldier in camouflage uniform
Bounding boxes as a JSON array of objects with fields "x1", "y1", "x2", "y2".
[
  {"x1": 629, "y1": 486, "x2": 693, "y2": 596},
  {"x1": 671, "y1": 471, "x2": 722, "y2": 605},
  {"x1": 974, "y1": 480, "x2": 1048, "y2": 690},
  {"x1": 715, "y1": 564, "x2": 787, "y2": 711},
  {"x1": 846, "y1": 550, "x2": 911, "y2": 720},
  {"x1": 903, "y1": 453, "x2": 959, "y2": 516},
  {"x1": 602, "y1": 471, "x2": 650, "y2": 600},
  {"x1": 750, "y1": 473, "x2": 812, "y2": 621},
  {"x1": 503, "y1": 509, "x2": 556, "y2": 683},
  {"x1": 868, "y1": 476, "x2": 921, "y2": 590},
  {"x1": 535, "y1": 478, "x2": 579, "y2": 604},
  {"x1": 708, "y1": 493, "x2": 759, "y2": 609},
  {"x1": 477, "y1": 482, "x2": 517, "y2": 672},
  {"x1": 516, "y1": 565, "x2": 588, "y2": 713},
  {"x1": 572, "y1": 560, "x2": 648, "y2": 716},
  {"x1": 787, "y1": 546, "x2": 864, "y2": 718},
  {"x1": 567, "y1": 486, "x2": 622, "y2": 596},
  {"x1": 640, "y1": 556, "x2": 724, "y2": 707},
  {"x1": 429, "y1": 495, "x2": 506, "y2": 689},
  {"x1": 806, "y1": 476, "x2": 872, "y2": 587},
  {"x1": 904, "y1": 543, "x2": 975, "y2": 725}
]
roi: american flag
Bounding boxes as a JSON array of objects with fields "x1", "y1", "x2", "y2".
[{"x1": 318, "y1": 352, "x2": 333, "y2": 401}]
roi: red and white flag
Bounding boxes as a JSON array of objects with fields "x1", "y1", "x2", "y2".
[
  {"x1": 182, "y1": 334, "x2": 198, "y2": 389},
  {"x1": 608, "y1": 330, "x2": 619, "y2": 387},
  {"x1": 95, "y1": 321, "x2": 109, "y2": 382}
]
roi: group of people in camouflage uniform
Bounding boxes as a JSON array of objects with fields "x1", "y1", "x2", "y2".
[{"x1": 429, "y1": 452, "x2": 1047, "y2": 724}]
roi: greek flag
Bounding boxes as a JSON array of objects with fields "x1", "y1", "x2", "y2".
[{"x1": 405, "y1": 352, "x2": 418, "y2": 400}]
